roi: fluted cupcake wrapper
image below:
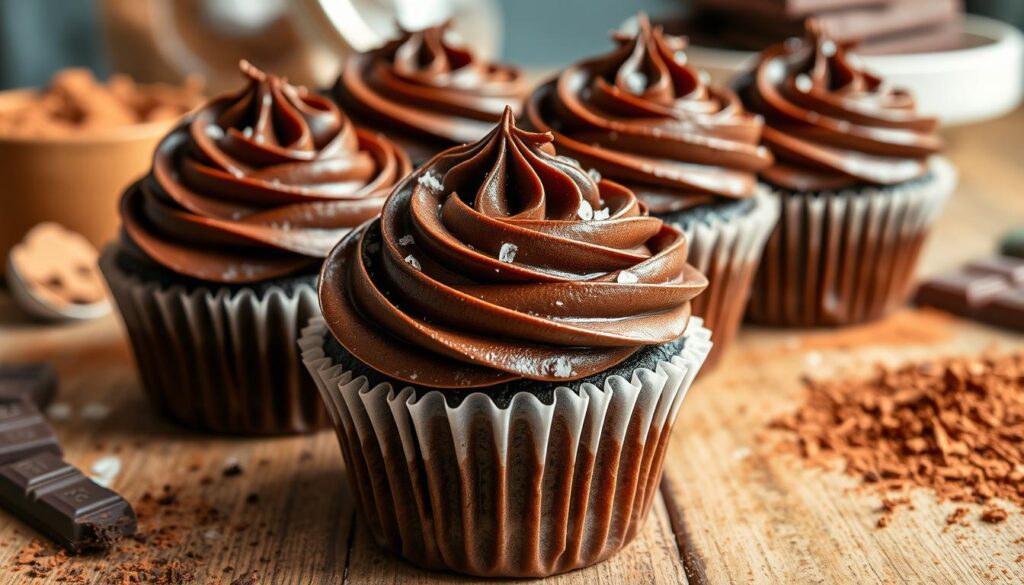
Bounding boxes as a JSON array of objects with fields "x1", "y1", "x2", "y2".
[
  {"x1": 674, "y1": 187, "x2": 779, "y2": 366},
  {"x1": 100, "y1": 245, "x2": 328, "y2": 435},
  {"x1": 298, "y1": 317, "x2": 713, "y2": 578},
  {"x1": 747, "y1": 155, "x2": 956, "y2": 327}
]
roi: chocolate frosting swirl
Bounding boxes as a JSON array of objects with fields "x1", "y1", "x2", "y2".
[
  {"x1": 735, "y1": 22, "x2": 942, "y2": 192},
  {"x1": 334, "y1": 21, "x2": 528, "y2": 161},
  {"x1": 121, "y1": 61, "x2": 410, "y2": 283},
  {"x1": 525, "y1": 15, "x2": 772, "y2": 214},
  {"x1": 319, "y1": 108, "x2": 708, "y2": 389}
]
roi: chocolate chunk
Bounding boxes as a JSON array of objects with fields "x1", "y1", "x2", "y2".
[
  {"x1": 966, "y1": 256, "x2": 1024, "y2": 285},
  {"x1": 915, "y1": 256, "x2": 1024, "y2": 332},
  {"x1": 913, "y1": 271, "x2": 1009, "y2": 314},
  {"x1": 0, "y1": 363, "x2": 57, "y2": 408},
  {"x1": 0, "y1": 452, "x2": 136, "y2": 552},
  {"x1": 977, "y1": 289, "x2": 1024, "y2": 332},
  {"x1": 0, "y1": 400, "x2": 61, "y2": 464}
]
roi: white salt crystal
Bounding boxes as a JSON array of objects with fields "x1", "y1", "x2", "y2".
[
  {"x1": 587, "y1": 168, "x2": 601, "y2": 182},
  {"x1": 45, "y1": 403, "x2": 72, "y2": 420},
  {"x1": 498, "y1": 243, "x2": 518, "y2": 264},
  {"x1": 404, "y1": 255, "x2": 421, "y2": 271},
  {"x1": 617, "y1": 270, "x2": 639, "y2": 284},
  {"x1": 594, "y1": 208, "x2": 610, "y2": 221},
  {"x1": 90, "y1": 455, "x2": 122, "y2": 487},
  {"x1": 398, "y1": 234, "x2": 415, "y2": 246},
  {"x1": 242, "y1": 126, "x2": 254, "y2": 138},
  {"x1": 626, "y1": 71, "x2": 647, "y2": 93},
  {"x1": 205, "y1": 125, "x2": 224, "y2": 140},
  {"x1": 795, "y1": 74, "x2": 812, "y2": 93},
  {"x1": 552, "y1": 357, "x2": 573, "y2": 378},
  {"x1": 81, "y1": 402, "x2": 111, "y2": 420},
  {"x1": 577, "y1": 199, "x2": 594, "y2": 221},
  {"x1": 821, "y1": 40, "x2": 837, "y2": 57},
  {"x1": 417, "y1": 172, "x2": 443, "y2": 192}
]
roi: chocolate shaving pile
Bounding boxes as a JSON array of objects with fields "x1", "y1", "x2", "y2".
[{"x1": 774, "y1": 351, "x2": 1024, "y2": 526}]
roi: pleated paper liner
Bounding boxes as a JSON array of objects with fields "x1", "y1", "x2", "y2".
[
  {"x1": 674, "y1": 187, "x2": 779, "y2": 367},
  {"x1": 298, "y1": 317, "x2": 713, "y2": 578},
  {"x1": 99, "y1": 245, "x2": 329, "y2": 435},
  {"x1": 747, "y1": 156, "x2": 956, "y2": 327}
]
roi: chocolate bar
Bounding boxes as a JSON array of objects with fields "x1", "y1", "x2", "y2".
[
  {"x1": 0, "y1": 363, "x2": 57, "y2": 408},
  {"x1": 914, "y1": 256, "x2": 1024, "y2": 331},
  {"x1": 0, "y1": 452, "x2": 137, "y2": 552},
  {"x1": 0, "y1": 399, "x2": 61, "y2": 464},
  {"x1": 0, "y1": 366, "x2": 137, "y2": 551}
]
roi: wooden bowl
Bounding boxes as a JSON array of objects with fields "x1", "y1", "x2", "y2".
[{"x1": 0, "y1": 89, "x2": 176, "y2": 267}]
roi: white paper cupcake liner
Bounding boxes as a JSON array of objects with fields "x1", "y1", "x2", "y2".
[
  {"x1": 673, "y1": 186, "x2": 779, "y2": 366},
  {"x1": 99, "y1": 245, "x2": 328, "y2": 434},
  {"x1": 747, "y1": 156, "x2": 956, "y2": 327},
  {"x1": 298, "y1": 317, "x2": 713, "y2": 578}
]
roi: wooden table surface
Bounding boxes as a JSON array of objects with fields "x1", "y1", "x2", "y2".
[{"x1": 1, "y1": 109, "x2": 1022, "y2": 585}]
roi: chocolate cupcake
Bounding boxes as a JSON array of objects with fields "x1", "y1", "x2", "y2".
[
  {"x1": 298, "y1": 108, "x2": 712, "y2": 577},
  {"x1": 100, "y1": 61, "x2": 410, "y2": 434},
  {"x1": 333, "y1": 20, "x2": 528, "y2": 165},
  {"x1": 736, "y1": 23, "x2": 956, "y2": 326},
  {"x1": 525, "y1": 14, "x2": 778, "y2": 365}
]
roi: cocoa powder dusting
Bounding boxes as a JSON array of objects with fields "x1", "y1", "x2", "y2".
[{"x1": 774, "y1": 351, "x2": 1024, "y2": 527}]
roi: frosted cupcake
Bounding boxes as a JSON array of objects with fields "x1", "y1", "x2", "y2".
[
  {"x1": 525, "y1": 14, "x2": 778, "y2": 365},
  {"x1": 100, "y1": 62, "x2": 410, "y2": 434},
  {"x1": 735, "y1": 22, "x2": 956, "y2": 326},
  {"x1": 333, "y1": 20, "x2": 528, "y2": 165},
  {"x1": 299, "y1": 108, "x2": 712, "y2": 577}
]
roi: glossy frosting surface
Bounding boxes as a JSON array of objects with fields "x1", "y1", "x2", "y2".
[
  {"x1": 122, "y1": 61, "x2": 410, "y2": 283},
  {"x1": 735, "y1": 23, "x2": 942, "y2": 192},
  {"x1": 525, "y1": 15, "x2": 772, "y2": 214},
  {"x1": 334, "y1": 21, "x2": 528, "y2": 158},
  {"x1": 319, "y1": 108, "x2": 708, "y2": 389}
]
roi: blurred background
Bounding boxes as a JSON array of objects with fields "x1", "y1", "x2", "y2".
[{"x1": 2, "y1": 0, "x2": 1020, "y2": 90}]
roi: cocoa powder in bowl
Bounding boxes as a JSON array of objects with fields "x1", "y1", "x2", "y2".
[{"x1": 773, "y1": 351, "x2": 1024, "y2": 525}]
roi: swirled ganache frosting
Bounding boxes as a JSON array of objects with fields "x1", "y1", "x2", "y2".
[
  {"x1": 333, "y1": 21, "x2": 528, "y2": 158},
  {"x1": 120, "y1": 60, "x2": 411, "y2": 284},
  {"x1": 734, "y1": 22, "x2": 943, "y2": 192},
  {"x1": 524, "y1": 14, "x2": 772, "y2": 215},
  {"x1": 319, "y1": 107, "x2": 708, "y2": 389}
]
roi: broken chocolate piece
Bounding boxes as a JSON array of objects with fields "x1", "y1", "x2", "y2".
[
  {"x1": 0, "y1": 363, "x2": 58, "y2": 408},
  {"x1": 0, "y1": 400, "x2": 61, "y2": 464},
  {"x1": 914, "y1": 256, "x2": 1024, "y2": 332},
  {"x1": 0, "y1": 452, "x2": 137, "y2": 552}
]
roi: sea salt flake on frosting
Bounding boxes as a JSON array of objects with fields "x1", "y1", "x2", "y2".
[
  {"x1": 242, "y1": 126, "x2": 254, "y2": 138},
  {"x1": 587, "y1": 168, "x2": 601, "y2": 182},
  {"x1": 594, "y1": 207, "x2": 610, "y2": 221},
  {"x1": 821, "y1": 40, "x2": 837, "y2": 57},
  {"x1": 617, "y1": 270, "x2": 638, "y2": 284},
  {"x1": 404, "y1": 255, "x2": 421, "y2": 271},
  {"x1": 626, "y1": 71, "x2": 647, "y2": 93},
  {"x1": 795, "y1": 74, "x2": 813, "y2": 93},
  {"x1": 698, "y1": 70, "x2": 711, "y2": 85},
  {"x1": 552, "y1": 357, "x2": 573, "y2": 378},
  {"x1": 205, "y1": 125, "x2": 225, "y2": 140},
  {"x1": 398, "y1": 234, "x2": 415, "y2": 246},
  {"x1": 417, "y1": 172, "x2": 443, "y2": 192},
  {"x1": 498, "y1": 243, "x2": 518, "y2": 263},
  {"x1": 674, "y1": 50, "x2": 688, "y2": 65},
  {"x1": 577, "y1": 199, "x2": 594, "y2": 221}
]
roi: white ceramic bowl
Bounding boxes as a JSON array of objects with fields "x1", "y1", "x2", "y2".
[{"x1": 663, "y1": 15, "x2": 1024, "y2": 127}]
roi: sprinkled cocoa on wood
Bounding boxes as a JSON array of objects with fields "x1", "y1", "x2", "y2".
[{"x1": 773, "y1": 351, "x2": 1024, "y2": 527}]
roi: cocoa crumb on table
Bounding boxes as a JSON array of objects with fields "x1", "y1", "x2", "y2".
[{"x1": 772, "y1": 351, "x2": 1024, "y2": 529}]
